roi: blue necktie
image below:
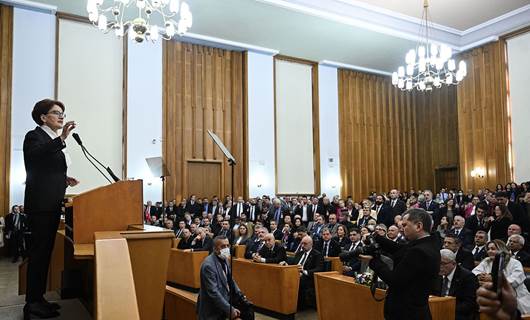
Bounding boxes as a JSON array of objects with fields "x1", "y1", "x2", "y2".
[{"x1": 275, "y1": 209, "x2": 280, "y2": 223}]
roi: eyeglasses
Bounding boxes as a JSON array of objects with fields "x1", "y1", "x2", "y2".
[{"x1": 47, "y1": 111, "x2": 66, "y2": 118}]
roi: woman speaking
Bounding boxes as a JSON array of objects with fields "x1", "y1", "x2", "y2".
[{"x1": 23, "y1": 99, "x2": 78, "y2": 319}]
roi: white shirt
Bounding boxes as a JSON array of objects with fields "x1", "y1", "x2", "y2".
[
  {"x1": 302, "y1": 205, "x2": 308, "y2": 222},
  {"x1": 40, "y1": 124, "x2": 71, "y2": 167}
]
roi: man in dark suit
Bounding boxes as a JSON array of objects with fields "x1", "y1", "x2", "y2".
[
  {"x1": 244, "y1": 227, "x2": 267, "y2": 259},
  {"x1": 23, "y1": 99, "x2": 79, "y2": 318},
  {"x1": 268, "y1": 199, "x2": 288, "y2": 226},
  {"x1": 177, "y1": 229, "x2": 194, "y2": 249},
  {"x1": 470, "y1": 231, "x2": 488, "y2": 262},
  {"x1": 374, "y1": 194, "x2": 395, "y2": 228},
  {"x1": 435, "y1": 249, "x2": 479, "y2": 320},
  {"x1": 281, "y1": 235, "x2": 324, "y2": 310},
  {"x1": 232, "y1": 197, "x2": 249, "y2": 219},
  {"x1": 197, "y1": 236, "x2": 245, "y2": 320},
  {"x1": 362, "y1": 208, "x2": 441, "y2": 320},
  {"x1": 269, "y1": 221, "x2": 283, "y2": 241},
  {"x1": 208, "y1": 199, "x2": 222, "y2": 217},
  {"x1": 308, "y1": 197, "x2": 322, "y2": 223},
  {"x1": 448, "y1": 215, "x2": 474, "y2": 249},
  {"x1": 5, "y1": 205, "x2": 26, "y2": 263},
  {"x1": 420, "y1": 190, "x2": 441, "y2": 227},
  {"x1": 340, "y1": 228, "x2": 363, "y2": 276},
  {"x1": 388, "y1": 189, "x2": 407, "y2": 216},
  {"x1": 253, "y1": 233, "x2": 287, "y2": 264},
  {"x1": 508, "y1": 234, "x2": 530, "y2": 267},
  {"x1": 187, "y1": 195, "x2": 202, "y2": 218},
  {"x1": 190, "y1": 228, "x2": 213, "y2": 253},
  {"x1": 497, "y1": 191, "x2": 530, "y2": 233},
  {"x1": 317, "y1": 228, "x2": 341, "y2": 257},
  {"x1": 444, "y1": 234, "x2": 475, "y2": 271},
  {"x1": 216, "y1": 220, "x2": 234, "y2": 244},
  {"x1": 464, "y1": 203, "x2": 489, "y2": 236},
  {"x1": 247, "y1": 198, "x2": 259, "y2": 223}
]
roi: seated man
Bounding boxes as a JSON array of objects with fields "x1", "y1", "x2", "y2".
[
  {"x1": 217, "y1": 220, "x2": 233, "y2": 244},
  {"x1": 175, "y1": 220, "x2": 187, "y2": 238},
  {"x1": 435, "y1": 249, "x2": 478, "y2": 320},
  {"x1": 316, "y1": 228, "x2": 341, "y2": 258},
  {"x1": 387, "y1": 224, "x2": 406, "y2": 244},
  {"x1": 470, "y1": 230, "x2": 488, "y2": 262},
  {"x1": 190, "y1": 227, "x2": 213, "y2": 253},
  {"x1": 177, "y1": 228, "x2": 193, "y2": 250},
  {"x1": 448, "y1": 215, "x2": 474, "y2": 249},
  {"x1": 340, "y1": 228, "x2": 363, "y2": 276},
  {"x1": 280, "y1": 236, "x2": 324, "y2": 310},
  {"x1": 244, "y1": 227, "x2": 267, "y2": 259},
  {"x1": 253, "y1": 233, "x2": 287, "y2": 264},
  {"x1": 444, "y1": 234, "x2": 474, "y2": 271},
  {"x1": 507, "y1": 234, "x2": 530, "y2": 267}
]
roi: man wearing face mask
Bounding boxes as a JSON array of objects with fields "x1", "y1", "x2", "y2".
[{"x1": 198, "y1": 235, "x2": 251, "y2": 320}]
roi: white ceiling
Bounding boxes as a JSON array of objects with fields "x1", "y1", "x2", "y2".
[
  {"x1": 9, "y1": 0, "x2": 530, "y2": 73},
  {"x1": 351, "y1": 0, "x2": 530, "y2": 31}
]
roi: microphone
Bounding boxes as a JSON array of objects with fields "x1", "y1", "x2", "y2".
[{"x1": 71, "y1": 132, "x2": 121, "y2": 183}]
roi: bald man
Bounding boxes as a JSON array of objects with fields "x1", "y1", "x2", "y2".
[
  {"x1": 281, "y1": 235, "x2": 324, "y2": 310},
  {"x1": 253, "y1": 233, "x2": 287, "y2": 264}
]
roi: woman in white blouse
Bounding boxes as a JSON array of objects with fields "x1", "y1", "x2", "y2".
[{"x1": 473, "y1": 239, "x2": 530, "y2": 314}]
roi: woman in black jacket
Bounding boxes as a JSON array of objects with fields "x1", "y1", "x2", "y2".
[
  {"x1": 23, "y1": 99, "x2": 78, "y2": 319},
  {"x1": 488, "y1": 204, "x2": 513, "y2": 242}
]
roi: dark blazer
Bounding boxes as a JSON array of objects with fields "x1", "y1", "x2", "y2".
[
  {"x1": 374, "y1": 204, "x2": 395, "y2": 227},
  {"x1": 197, "y1": 254, "x2": 242, "y2": 320},
  {"x1": 258, "y1": 244, "x2": 287, "y2": 264},
  {"x1": 23, "y1": 127, "x2": 67, "y2": 214},
  {"x1": 188, "y1": 202, "x2": 202, "y2": 218},
  {"x1": 177, "y1": 237, "x2": 193, "y2": 250},
  {"x1": 455, "y1": 249, "x2": 475, "y2": 271},
  {"x1": 489, "y1": 217, "x2": 512, "y2": 241},
  {"x1": 513, "y1": 250, "x2": 530, "y2": 267},
  {"x1": 420, "y1": 201, "x2": 441, "y2": 227},
  {"x1": 508, "y1": 201, "x2": 529, "y2": 232},
  {"x1": 308, "y1": 204, "x2": 322, "y2": 220},
  {"x1": 448, "y1": 228, "x2": 474, "y2": 249},
  {"x1": 433, "y1": 266, "x2": 479, "y2": 320},
  {"x1": 231, "y1": 203, "x2": 249, "y2": 217},
  {"x1": 216, "y1": 228, "x2": 233, "y2": 244},
  {"x1": 207, "y1": 205, "x2": 222, "y2": 217},
  {"x1": 247, "y1": 205, "x2": 259, "y2": 222},
  {"x1": 388, "y1": 199, "x2": 407, "y2": 216},
  {"x1": 464, "y1": 216, "x2": 489, "y2": 236},
  {"x1": 317, "y1": 239, "x2": 341, "y2": 257},
  {"x1": 471, "y1": 246, "x2": 487, "y2": 262},
  {"x1": 369, "y1": 234, "x2": 441, "y2": 320},
  {"x1": 192, "y1": 236, "x2": 213, "y2": 253},
  {"x1": 244, "y1": 238, "x2": 264, "y2": 259},
  {"x1": 333, "y1": 236, "x2": 352, "y2": 250},
  {"x1": 288, "y1": 249, "x2": 324, "y2": 278},
  {"x1": 271, "y1": 228, "x2": 283, "y2": 241}
]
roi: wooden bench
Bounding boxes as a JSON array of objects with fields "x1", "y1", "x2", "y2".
[
  {"x1": 167, "y1": 249, "x2": 208, "y2": 290},
  {"x1": 234, "y1": 244, "x2": 246, "y2": 258},
  {"x1": 232, "y1": 258, "x2": 300, "y2": 316},
  {"x1": 165, "y1": 285, "x2": 198, "y2": 320},
  {"x1": 315, "y1": 271, "x2": 456, "y2": 320}
]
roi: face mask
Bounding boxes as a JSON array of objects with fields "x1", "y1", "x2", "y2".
[{"x1": 219, "y1": 247, "x2": 231, "y2": 260}]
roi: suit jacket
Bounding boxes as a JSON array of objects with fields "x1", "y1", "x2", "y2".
[
  {"x1": 23, "y1": 127, "x2": 67, "y2": 214},
  {"x1": 288, "y1": 249, "x2": 324, "y2": 279},
  {"x1": 231, "y1": 203, "x2": 249, "y2": 218},
  {"x1": 192, "y1": 236, "x2": 213, "y2": 253},
  {"x1": 456, "y1": 249, "x2": 475, "y2": 271},
  {"x1": 508, "y1": 201, "x2": 530, "y2": 233},
  {"x1": 308, "y1": 204, "x2": 322, "y2": 221},
  {"x1": 317, "y1": 239, "x2": 341, "y2": 257},
  {"x1": 470, "y1": 245, "x2": 487, "y2": 262},
  {"x1": 268, "y1": 207, "x2": 288, "y2": 225},
  {"x1": 247, "y1": 205, "x2": 259, "y2": 222},
  {"x1": 513, "y1": 250, "x2": 530, "y2": 268},
  {"x1": 334, "y1": 236, "x2": 352, "y2": 250},
  {"x1": 244, "y1": 238, "x2": 264, "y2": 259},
  {"x1": 271, "y1": 228, "x2": 283, "y2": 241},
  {"x1": 420, "y1": 201, "x2": 441, "y2": 227},
  {"x1": 197, "y1": 254, "x2": 242, "y2": 320},
  {"x1": 258, "y1": 245, "x2": 287, "y2": 264},
  {"x1": 448, "y1": 228, "x2": 474, "y2": 249},
  {"x1": 216, "y1": 229, "x2": 234, "y2": 244},
  {"x1": 433, "y1": 266, "x2": 479, "y2": 320},
  {"x1": 388, "y1": 199, "x2": 407, "y2": 216},
  {"x1": 207, "y1": 205, "x2": 222, "y2": 217},
  {"x1": 374, "y1": 204, "x2": 395, "y2": 227},
  {"x1": 188, "y1": 202, "x2": 202, "y2": 218},
  {"x1": 369, "y1": 234, "x2": 441, "y2": 320},
  {"x1": 177, "y1": 237, "x2": 193, "y2": 250},
  {"x1": 464, "y1": 216, "x2": 489, "y2": 236}
]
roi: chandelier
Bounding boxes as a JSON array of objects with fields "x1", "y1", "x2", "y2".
[
  {"x1": 86, "y1": 0, "x2": 192, "y2": 43},
  {"x1": 391, "y1": 0, "x2": 466, "y2": 91}
]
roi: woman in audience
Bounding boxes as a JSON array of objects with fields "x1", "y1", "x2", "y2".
[
  {"x1": 360, "y1": 226, "x2": 370, "y2": 237},
  {"x1": 473, "y1": 239, "x2": 530, "y2": 314},
  {"x1": 333, "y1": 225, "x2": 351, "y2": 250},
  {"x1": 496, "y1": 184, "x2": 505, "y2": 192},
  {"x1": 439, "y1": 198, "x2": 460, "y2": 220},
  {"x1": 488, "y1": 204, "x2": 513, "y2": 241},
  {"x1": 293, "y1": 217, "x2": 303, "y2": 232},
  {"x1": 283, "y1": 215, "x2": 293, "y2": 229},
  {"x1": 234, "y1": 224, "x2": 250, "y2": 245},
  {"x1": 406, "y1": 195, "x2": 420, "y2": 209},
  {"x1": 436, "y1": 216, "x2": 453, "y2": 239}
]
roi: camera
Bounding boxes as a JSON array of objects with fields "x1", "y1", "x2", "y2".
[{"x1": 353, "y1": 235, "x2": 382, "y2": 258}]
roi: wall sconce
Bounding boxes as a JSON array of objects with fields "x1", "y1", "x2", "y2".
[{"x1": 470, "y1": 168, "x2": 486, "y2": 178}]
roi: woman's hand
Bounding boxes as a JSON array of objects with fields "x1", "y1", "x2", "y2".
[
  {"x1": 66, "y1": 176, "x2": 79, "y2": 187},
  {"x1": 60, "y1": 121, "x2": 76, "y2": 141}
]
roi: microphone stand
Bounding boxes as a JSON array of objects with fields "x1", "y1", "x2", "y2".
[{"x1": 80, "y1": 145, "x2": 112, "y2": 183}]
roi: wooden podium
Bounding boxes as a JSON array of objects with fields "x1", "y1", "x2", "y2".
[{"x1": 59, "y1": 180, "x2": 174, "y2": 320}]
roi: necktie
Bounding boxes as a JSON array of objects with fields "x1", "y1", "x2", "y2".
[
  {"x1": 238, "y1": 204, "x2": 241, "y2": 216},
  {"x1": 275, "y1": 209, "x2": 281, "y2": 223},
  {"x1": 250, "y1": 206, "x2": 254, "y2": 220},
  {"x1": 473, "y1": 246, "x2": 478, "y2": 255},
  {"x1": 455, "y1": 229, "x2": 460, "y2": 236},
  {"x1": 392, "y1": 200, "x2": 396, "y2": 208},
  {"x1": 441, "y1": 276, "x2": 449, "y2": 296},
  {"x1": 376, "y1": 205, "x2": 381, "y2": 214},
  {"x1": 313, "y1": 205, "x2": 317, "y2": 215},
  {"x1": 426, "y1": 201, "x2": 430, "y2": 210},
  {"x1": 324, "y1": 242, "x2": 329, "y2": 256},
  {"x1": 349, "y1": 243, "x2": 354, "y2": 251},
  {"x1": 298, "y1": 252, "x2": 308, "y2": 266}
]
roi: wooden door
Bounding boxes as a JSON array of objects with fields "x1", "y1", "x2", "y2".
[
  {"x1": 435, "y1": 167, "x2": 459, "y2": 191},
  {"x1": 187, "y1": 161, "x2": 222, "y2": 199}
]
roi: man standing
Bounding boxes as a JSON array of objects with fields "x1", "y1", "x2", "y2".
[
  {"x1": 388, "y1": 189, "x2": 406, "y2": 216},
  {"x1": 198, "y1": 236, "x2": 245, "y2": 320},
  {"x1": 361, "y1": 209, "x2": 440, "y2": 320}
]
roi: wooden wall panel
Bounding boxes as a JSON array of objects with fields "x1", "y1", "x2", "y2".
[
  {"x1": 163, "y1": 41, "x2": 246, "y2": 201},
  {"x1": 338, "y1": 70, "x2": 459, "y2": 201},
  {"x1": 0, "y1": 5, "x2": 13, "y2": 216},
  {"x1": 457, "y1": 41, "x2": 512, "y2": 192}
]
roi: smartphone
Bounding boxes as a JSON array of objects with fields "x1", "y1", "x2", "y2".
[{"x1": 490, "y1": 252, "x2": 506, "y2": 298}]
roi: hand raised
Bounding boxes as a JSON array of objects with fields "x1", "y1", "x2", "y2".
[{"x1": 60, "y1": 121, "x2": 76, "y2": 140}]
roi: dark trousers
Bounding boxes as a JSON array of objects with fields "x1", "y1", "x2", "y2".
[{"x1": 25, "y1": 212, "x2": 61, "y2": 303}]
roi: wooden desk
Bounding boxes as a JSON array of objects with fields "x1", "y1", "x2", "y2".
[
  {"x1": 315, "y1": 272, "x2": 455, "y2": 320},
  {"x1": 165, "y1": 286, "x2": 198, "y2": 320},
  {"x1": 234, "y1": 244, "x2": 246, "y2": 258},
  {"x1": 232, "y1": 258, "x2": 300, "y2": 316},
  {"x1": 167, "y1": 249, "x2": 209, "y2": 290},
  {"x1": 325, "y1": 257, "x2": 343, "y2": 272}
]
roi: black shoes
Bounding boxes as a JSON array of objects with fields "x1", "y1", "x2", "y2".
[{"x1": 23, "y1": 302, "x2": 60, "y2": 319}]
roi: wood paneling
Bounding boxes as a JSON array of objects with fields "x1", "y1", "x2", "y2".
[
  {"x1": 186, "y1": 161, "x2": 222, "y2": 200},
  {"x1": 457, "y1": 41, "x2": 512, "y2": 192},
  {"x1": 0, "y1": 5, "x2": 12, "y2": 216},
  {"x1": 163, "y1": 41, "x2": 247, "y2": 201}
]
